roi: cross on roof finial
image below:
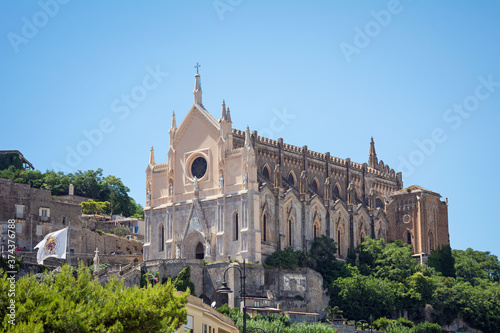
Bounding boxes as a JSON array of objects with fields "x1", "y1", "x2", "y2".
[{"x1": 194, "y1": 62, "x2": 201, "y2": 74}]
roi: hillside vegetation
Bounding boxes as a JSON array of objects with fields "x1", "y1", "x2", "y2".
[
  {"x1": 266, "y1": 236, "x2": 500, "y2": 333},
  {"x1": 0, "y1": 167, "x2": 143, "y2": 218}
]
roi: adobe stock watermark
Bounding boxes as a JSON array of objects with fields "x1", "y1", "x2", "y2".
[
  {"x1": 213, "y1": 0, "x2": 242, "y2": 21},
  {"x1": 399, "y1": 74, "x2": 499, "y2": 176},
  {"x1": 339, "y1": 0, "x2": 410, "y2": 63},
  {"x1": 51, "y1": 65, "x2": 168, "y2": 172},
  {"x1": 7, "y1": 0, "x2": 70, "y2": 54},
  {"x1": 258, "y1": 107, "x2": 296, "y2": 140}
]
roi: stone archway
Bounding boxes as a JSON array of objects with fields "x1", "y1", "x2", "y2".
[
  {"x1": 195, "y1": 242, "x2": 204, "y2": 259},
  {"x1": 183, "y1": 230, "x2": 205, "y2": 259}
]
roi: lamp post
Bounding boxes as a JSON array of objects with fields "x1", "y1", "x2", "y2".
[{"x1": 216, "y1": 259, "x2": 249, "y2": 333}]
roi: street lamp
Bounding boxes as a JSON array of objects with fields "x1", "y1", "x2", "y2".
[{"x1": 216, "y1": 259, "x2": 249, "y2": 333}]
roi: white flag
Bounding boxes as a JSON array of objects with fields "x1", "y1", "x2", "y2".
[{"x1": 34, "y1": 227, "x2": 68, "y2": 265}]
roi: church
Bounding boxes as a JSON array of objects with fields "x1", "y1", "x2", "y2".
[{"x1": 143, "y1": 72, "x2": 450, "y2": 264}]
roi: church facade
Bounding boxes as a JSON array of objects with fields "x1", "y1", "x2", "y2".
[{"x1": 143, "y1": 74, "x2": 450, "y2": 263}]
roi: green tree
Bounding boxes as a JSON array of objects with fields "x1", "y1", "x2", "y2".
[
  {"x1": 141, "y1": 270, "x2": 160, "y2": 287},
  {"x1": 406, "y1": 272, "x2": 435, "y2": 308},
  {"x1": 309, "y1": 235, "x2": 349, "y2": 285},
  {"x1": 458, "y1": 279, "x2": 500, "y2": 333},
  {"x1": 172, "y1": 266, "x2": 196, "y2": 295},
  {"x1": 265, "y1": 246, "x2": 309, "y2": 270},
  {"x1": 371, "y1": 239, "x2": 419, "y2": 283},
  {"x1": 351, "y1": 238, "x2": 419, "y2": 283},
  {"x1": 110, "y1": 226, "x2": 131, "y2": 237},
  {"x1": 453, "y1": 248, "x2": 500, "y2": 285},
  {"x1": 81, "y1": 199, "x2": 110, "y2": 229},
  {"x1": 0, "y1": 265, "x2": 187, "y2": 332},
  {"x1": 13, "y1": 168, "x2": 44, "y2": 188},
  {"x1": 102, "y1": 175, "x2": 133, "y2": 216},
  {"x1": 427, "y1": 275, "x2": 461, "y2": 326},
  {"x1": 427, "y1": 245, "x2": 455, "y2": 277},
  {"x1": 412, "y1": 321, "x2": 441, "y2": 333},
  {"x1": 323, "y1": 305, "x2": 343, "y2": 321},
  {"x1": 42, "y1": 170, "x2": 71, "y2": 195},
  {"x1": 71, "y1": 169, "x2": 107, "y2": 199},
  {"x1": 1, "y1": 167, "x2": 143, "y2": 218},
  {"x1": 81, "y1": 199, "x2": 110, "y2": 216},
  {"x1": 372, "y1": 317, "x2": 392, "y2": 330},
  {"x1": 130, "y1": 198, "x2": 145, "y2": 219},
  {"x1": 330, "y1": 271, "x2": 397, "y2": 320},
  {"x1": 346, "y1": 246, "x2": 357, "y2": 266}
]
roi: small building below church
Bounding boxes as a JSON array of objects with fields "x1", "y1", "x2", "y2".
[
  {"x1": 179, "y1": 294, "x2": 239, "y2": 333},
  {"x1": 144, "y1": 73, "x2": 450, "y2": 264}
]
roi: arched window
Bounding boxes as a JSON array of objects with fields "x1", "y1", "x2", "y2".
[
  {"x1": 195, "y1": 242, "x2": 204, "y2": 259},
  {"x1": 262, "y1": 214, "x2": 267, "y2": 242},
  {"x1": 376, "y1": 198, "x2": 384, "y2": 209},
  {"x1": 287, "y1": 172, "x2": 295, "y2": 186},
  {"x1": 333, "y1": 184, "x2": 340, "y2": 198},
  {"x1": 234, "y1": 213, "x2": 239, "y2": 241},
  {"x1": 159, "y1": 224, "x2": 164, "y2": 252},
  {"x1": 288, "y1": 219, "x2": 293, "y2": 247},
  {"x1": 429, "y1": 232, "x2": 435, "y2": 251},
  {"x1": 338, "y1": 230, "x2": 341, "y2": 256},
  {"x1": 311, "y1": 179, "x2": 319, "y2": 193},
  {"x1": 313, "y1": 225, "x2": 317, "y2": 239},
  {"x1": 407, "y1": 231, "x2": 412, "y2": 245},
  {"x1": 262, "y1": 166, "x2": 270, "y2": 180}
]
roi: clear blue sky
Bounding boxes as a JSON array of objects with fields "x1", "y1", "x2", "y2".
[{"x1": 2, "y1": 0, "x2": 499, "y2": 257}]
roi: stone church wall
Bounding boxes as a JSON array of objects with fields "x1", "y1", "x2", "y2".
[
  {"x1": 141, "y1": 259, "x2": 205, "y2": 296},
  {"x1": 264, "y1": 267, "x2": 328, "y2": 314},
  {"x1": 145, "y1": 73, "x2": 450, "y2": 267},
  {"x1": 202, "y1": 262, "x2": 329, "y2": 313}
]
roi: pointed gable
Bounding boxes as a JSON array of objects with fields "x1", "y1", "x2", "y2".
[{"x1": 174, "y1": 104, "x2": 220, "y2": 148}]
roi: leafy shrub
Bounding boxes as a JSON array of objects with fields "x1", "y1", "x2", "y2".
[
  {"x1": 140, "y1": 270, "x2": 159, "y2": 287},
  {"x1": 96, "y1": 229, "x2": 104, "y2": 235},
  {"x1": 411, "y1": 322, "x2": 441, "y2": 333},
  {"x1": 386, "y1": 322, "x2": 411, "y2": 333},
  {"x1": 1, "y1": 264, "x2": 188, "y2": 332},
  {"x1": 265, "y1": 246, "x2": 309, "y2": 270},
  {"x1": 110, "y1": 227, "x2": 130, "y2": 237},
  {"x1": 173, "y1": 266, "x2": 195, "y2": 295},
  {"x1": 373, "y1": 317, "x2": 392, "y2": 330},
  {"x1": 396, "y1": 317, "x2": 414, "y2": 328}
]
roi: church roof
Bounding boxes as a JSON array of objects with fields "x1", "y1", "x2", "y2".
[
  {"x1": 194, "y1": 103, "x2": 220, "y2": 130},
  {"x1": 395, "y1": 184, "x2": 441, "y2": 197}
]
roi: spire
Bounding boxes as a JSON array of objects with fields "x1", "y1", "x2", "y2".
[
  {"x1": 220, "y1": 100, "x2": 227, "y2": 120},
  {"x1": 169, "y1": 112, "x2": 177, "y2": 141},
  {"x1": 171, "y1": 111, "x2": 177, "y2": 130},
  {"x1": 226, "y1": 107, "x2": 232, "y2": 123},
  {"x1": 149, "y1": 146, "x2": 155, "y2": 165},
  {"x1": 244, "y1": 126, "x2": 251, "y2": 148},
  {"x1": 369, "y1": 136, "x2": 378, "y2": 168},
  {"x1": 194, "y1": 73, "x2": 202, "y2": 105}
]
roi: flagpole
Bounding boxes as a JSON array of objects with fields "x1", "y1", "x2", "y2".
[{"x1": 68, "y1": 222, "x2": 71, "y2": 266}]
